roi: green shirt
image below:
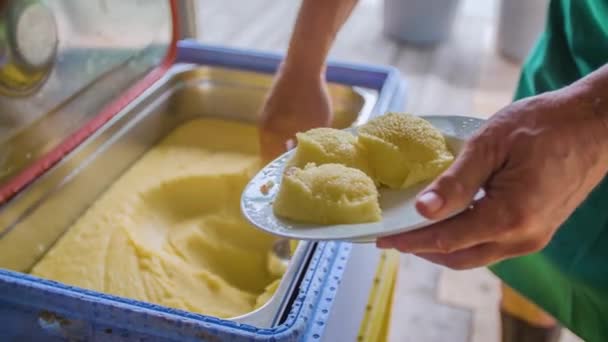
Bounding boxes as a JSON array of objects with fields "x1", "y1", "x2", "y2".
[{"x1": 489, "y1": 1, "x2": 608, "y2": 341}]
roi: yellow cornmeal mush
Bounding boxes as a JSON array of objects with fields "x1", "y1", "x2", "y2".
[
  {"x1": 273, "y1": 163, "x2": 381, "y2": 224},
  {"x1": 358, "y1": 113, "x2": 453, "y2": 189},
  {"x1": 32, "y1": 119, "x2": 285, "y2": 318}
]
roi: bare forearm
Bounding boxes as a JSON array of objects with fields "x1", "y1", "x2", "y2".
[
  {"x1": 554, "y1": 63, "x2": 608, "y2": 166},
  {"x1": 283, "y1": 0, "x2": 358, "y2": 76}
]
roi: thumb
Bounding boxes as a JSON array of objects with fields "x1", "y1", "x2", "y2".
[{"x1": 416, "y1": 138, "x2": 499, "y2": 220}]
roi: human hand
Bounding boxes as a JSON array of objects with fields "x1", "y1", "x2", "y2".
[
  {"x1": 259, "y1": 65, "x2": 333, "y2": 162},
  {"x1": 377, "y1": 86, "x2": 608, "y2": 269}
]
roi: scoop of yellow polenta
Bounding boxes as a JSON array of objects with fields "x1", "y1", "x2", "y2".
[
  {"x1": 358, "y1": 113, "x2": 453, "y2": 189},
  {"x1": 273, "y1": 163, "x2": 381, "y2": 224},
  {"x1": 288, "y1": 127, "x2": 372, "y2": 178}
]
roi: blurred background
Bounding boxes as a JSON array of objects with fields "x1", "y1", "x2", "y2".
[{"x1": 186, "y1": 0, "x2": 580, "y2": 341}]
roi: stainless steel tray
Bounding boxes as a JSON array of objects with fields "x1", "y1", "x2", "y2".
[{"x1": 0, "y1": 63, "x2": 378, "y2": 328}]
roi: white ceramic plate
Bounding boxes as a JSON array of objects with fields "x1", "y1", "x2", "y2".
[{"x1": 241, "y1": 115, "x2": 485, "y2": 243}]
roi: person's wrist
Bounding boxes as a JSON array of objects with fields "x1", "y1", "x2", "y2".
[
  {"x1": 561, "y1": 76, "x2": 608, "y2": 159},
  {"x1": 584, "y1": 85, "x2": 608, "y2": 126},
  {"x1": 567, "y1": 66, "x2": 608, "y2": 127},
  {"x1": 278, "y1": 57, "x2": 326, "y2": 82},
  {"x1": 556, "y1": 77, "x2": 606, "y2": 123}
]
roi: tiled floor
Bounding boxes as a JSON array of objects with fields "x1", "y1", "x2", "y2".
[{"x1": 195, "y1": 0, "x2": 583, "y2": 340}]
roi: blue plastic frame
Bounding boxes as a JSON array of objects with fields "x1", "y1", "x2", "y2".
[{"x1": 0, "y1": 42, "x2": 406, "y2": 341}]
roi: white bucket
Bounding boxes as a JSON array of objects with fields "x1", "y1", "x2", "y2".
[
  {"x1": 496, "y1": 0, "x2": 549, "y2": 63},
  {"x1": 382, "y1": 0, "x2": 461, "y2": 46}
]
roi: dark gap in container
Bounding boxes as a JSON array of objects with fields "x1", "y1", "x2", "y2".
[{"x1": 276, "y1": 242, "x2": 318, "y2": 326}]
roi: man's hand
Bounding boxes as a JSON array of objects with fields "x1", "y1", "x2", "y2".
[
  {"x1": 377, "y1": 77, "x2": 608, "y2": 270},
  {"x1": 259, "y1": 66, "x2": 332, "y2": 162}
]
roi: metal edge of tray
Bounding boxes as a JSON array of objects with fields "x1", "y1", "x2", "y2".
[{"x1": 0, "y1": 62, "x2": 379, "y2": 329}]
